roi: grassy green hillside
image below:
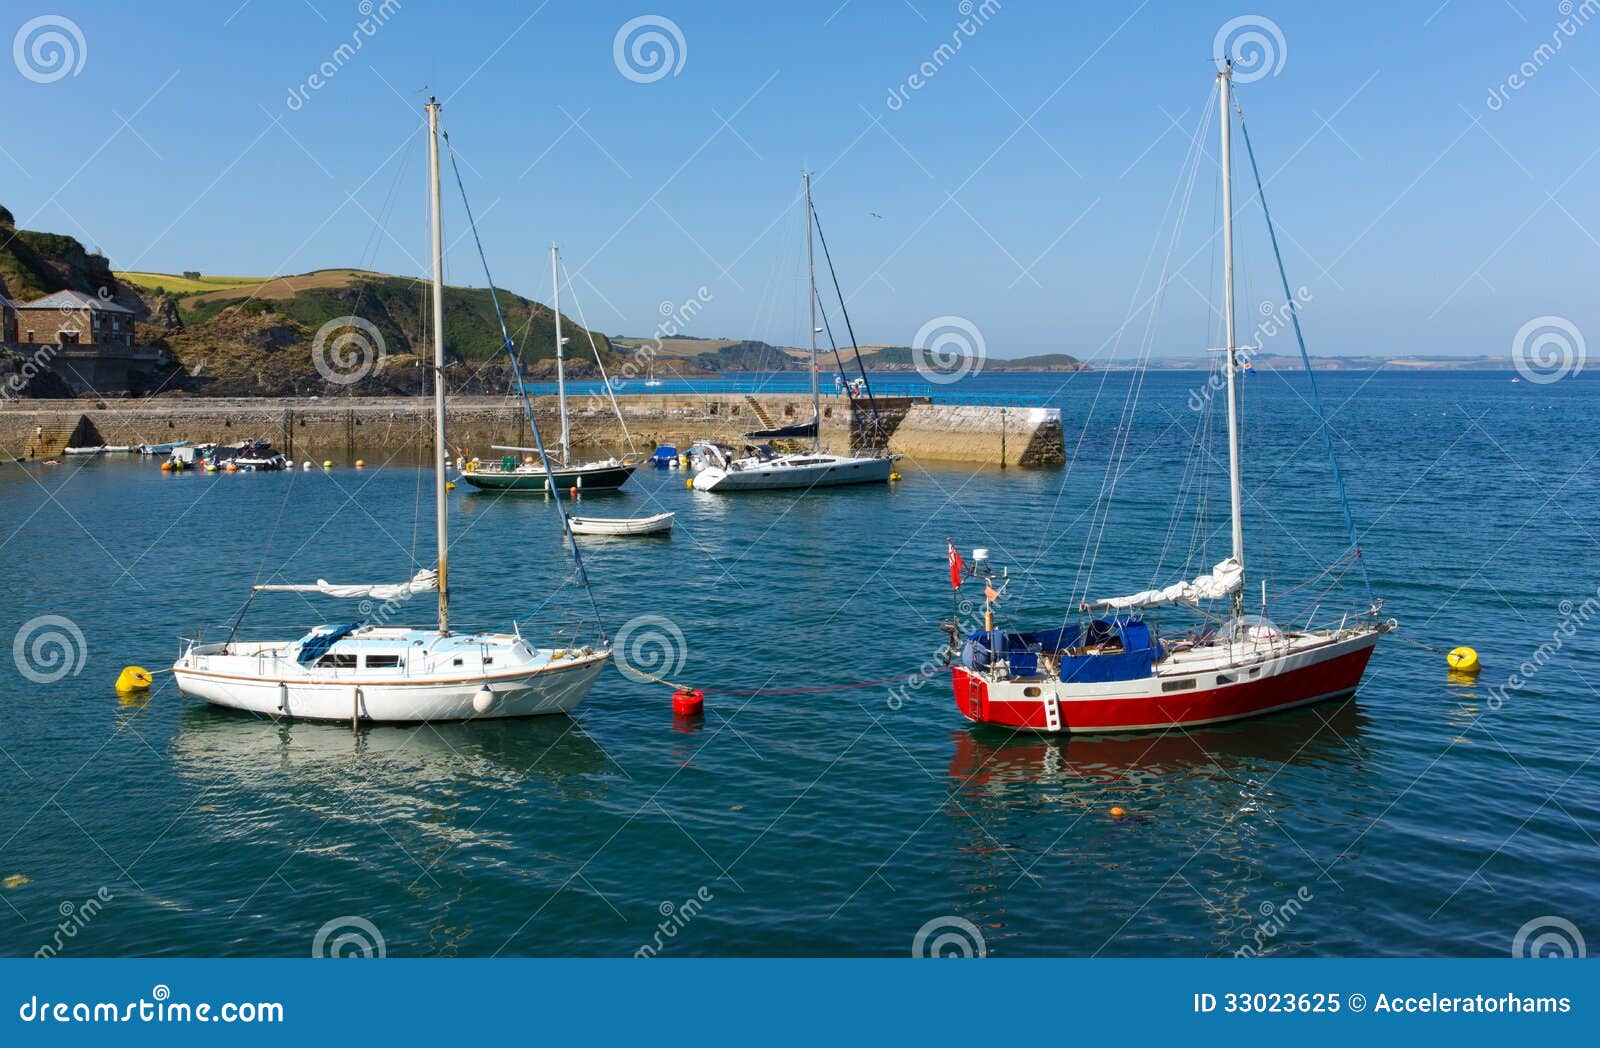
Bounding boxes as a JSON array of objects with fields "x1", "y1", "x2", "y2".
[
  {"x1": 100, "y1": 267, "x2": 617, "y2": 395},
  {"x1": 134, "y1": 268, "x2": 607, "y2": 366}
]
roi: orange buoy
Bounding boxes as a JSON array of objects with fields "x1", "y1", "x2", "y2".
[
  {"x1": 569, "y1": 485, "x2": 578, "y2": 498},
  {"x1": 1109, "y1": 806, "x2": 1127, "y2": 818},
  {"x1": 672, "y1": 688, "x2": 705, "y2": 717},
  {"x1": 160, "y1": 461, "x2": 173, "y2": 472},
  {"x1": 354, "y1": 459, "x2": 366, "y2": 469}
]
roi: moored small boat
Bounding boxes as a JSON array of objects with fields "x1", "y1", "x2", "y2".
[
  {"x1": 140, "y1": 440, "x2": 190, "y2": 455},
  {"x1": 459, "y1": 450, "x2": 643, "y2": 491},
  {"x1": 567, "y1": 511, "x2": 674, "y2": 536}
]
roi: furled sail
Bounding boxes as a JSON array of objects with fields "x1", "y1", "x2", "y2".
[
  {"x1": 1086, "y1": 558, "x2": 1243, "y2": 611},
  {"x1": 254, "y1": 568, "x2": 439, "y2": 601}
]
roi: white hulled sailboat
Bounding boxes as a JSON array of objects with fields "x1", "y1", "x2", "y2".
[
  {"x1": 692, "y1": 172, "x2": 899, "y2": 492},
  {"x1": 173, "y1": 100, "x2": 610, "y2": 722}
]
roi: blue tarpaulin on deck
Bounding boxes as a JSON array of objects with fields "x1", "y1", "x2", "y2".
[{"x1": 962, "y1": 618, "x2": 1159, "y2": 683}]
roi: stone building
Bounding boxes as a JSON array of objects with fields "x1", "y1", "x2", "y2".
[{"x1": 10, "y1": 289, "x2": 136, "y2": 347}]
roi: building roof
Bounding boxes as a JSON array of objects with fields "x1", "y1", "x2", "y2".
[{"x1": 17, "y1": 290, "x2": 137, "y2": 314}]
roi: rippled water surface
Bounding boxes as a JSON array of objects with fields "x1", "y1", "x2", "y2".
[{"x1": 2, "y1": 370, "x2": 1596, "y2": 957}]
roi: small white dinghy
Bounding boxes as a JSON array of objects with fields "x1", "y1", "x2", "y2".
[{"x1": 567, "y1": 511, "x2": 674, "y2": 537}]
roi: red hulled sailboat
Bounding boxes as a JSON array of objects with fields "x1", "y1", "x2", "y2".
[{"x1": 943, "y1": 64, "x2": 1391, "y2": 735}]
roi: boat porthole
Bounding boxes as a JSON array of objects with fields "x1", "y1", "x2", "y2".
[{"x1": 1024, "y1": 686, "x2": 1042, "y2": 697}]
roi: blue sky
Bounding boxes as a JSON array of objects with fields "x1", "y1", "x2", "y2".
[{"x1": 5, "y1": 0, "x2": 1597, "y2": 359}]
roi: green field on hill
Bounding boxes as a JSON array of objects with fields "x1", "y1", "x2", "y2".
[{"x1": 115, "y1": 271, "x2": 273, "y2": 294}]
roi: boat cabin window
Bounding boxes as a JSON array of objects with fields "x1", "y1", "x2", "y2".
[
  {"x1": 1160, "y1": 677, "x2": 1196, "y2": 692},
  {"x1": 316, "y1": 653, "x2": 357, "y2": 669},
  {"x1": 364, "y1": 655, "x2": 402, "y2": 669}
]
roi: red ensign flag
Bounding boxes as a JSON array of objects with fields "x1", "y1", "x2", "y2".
[{"x1": 947, "y1": 540, "x2": 964, "y2": 590}]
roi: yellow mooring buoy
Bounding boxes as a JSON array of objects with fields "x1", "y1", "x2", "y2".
[
  {"x1": 116, "y1": 666, "x2": 154, "y2": 693},
  {"x1": 1446, "y1": 646, "x2": 1480, "y2": 674}
]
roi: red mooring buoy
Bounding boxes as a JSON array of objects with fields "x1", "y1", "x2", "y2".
[{"x1": 672, "y1": 688, "x2": 705, "y2": 717}]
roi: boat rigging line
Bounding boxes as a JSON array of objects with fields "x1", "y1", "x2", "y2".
[
  {"x1": 557, "y1": 254, "x2": 638, "y2": 456},
  {"x1": 1234, "y1": 95, "x2": 1373, "y2": 604},
  {"x1": 440, "y1": 122, "x2": 607, "y2": 640},
  {"x1": 807, "y1": 190, "x2": 888, "y2": 445}
]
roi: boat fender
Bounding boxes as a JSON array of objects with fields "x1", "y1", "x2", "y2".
[{"x1": 472, "y1": 685, "x2": 496, "y2": 714}]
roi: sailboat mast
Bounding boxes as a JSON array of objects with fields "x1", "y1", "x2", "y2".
[
  {"x1": 552, "y1": 244, "x2": 569, "y2": 464},
  {"x1": 426, "y1": 98, "x2": 450, "y2": 635},
  {"x1": 804, "y1": 171, "x2": 819, "y2": 453},
  {"x1": 1218, "y1": 66, "x2": 1245, "y2": 618}
]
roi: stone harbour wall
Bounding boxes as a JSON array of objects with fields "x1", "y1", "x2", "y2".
[{"x1": 1, "y1": 393, "x2": 1064, "y2": 469}]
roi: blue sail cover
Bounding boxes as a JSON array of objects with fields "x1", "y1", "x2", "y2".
[
  {"x1": 962, "y1": 618, "x2": 1159, "y2": 683},
  {"x1": 297, "y1": 623, "x2": 361, "y2": 665},
  {"x1": 743, "y1": 416, "x2": 818, "y2": 441}
]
